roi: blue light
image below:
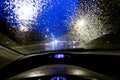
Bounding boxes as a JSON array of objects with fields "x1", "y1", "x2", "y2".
[
  {"x1": 51, "y1": 77, "x2": 66, "y2": 80},
  {"x1": 1, "y1": 0, "x2": 78, "y2": 38},
  {"x1": 54, "y1": 54, "x2": 65, "y2": 59},
  {"x1": 35, "y1": 0, "x2": 78, "y2": 38}
]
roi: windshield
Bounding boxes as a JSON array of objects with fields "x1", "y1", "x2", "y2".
[{"x1": 0, "y1": 0, "x2": 120, "y2": 54}]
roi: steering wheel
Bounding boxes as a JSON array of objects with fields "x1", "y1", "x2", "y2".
[{"x1": 8, "y1": 64, "x2": 111, "y2": 80}]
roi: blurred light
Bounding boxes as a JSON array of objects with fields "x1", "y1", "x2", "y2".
[
  {"x1": 45, "y1": 35, "x2": 48, "y2": 38},
  {"x1": 51, "y1": 77, "x2": 66, "y2": 80},
  {"x1": 11, "y1": 0, "x2": 40, "y2": 21},
  {"x1": 54, "y1": 54, "x2": 65, "y2": 59},
  {"x1": 47, "y1": 28, "x2": 49, "y2": 31},
  {"x1": 19, "y1": 26, "x2": 29, "y2": 32},
  {"x1": 16, "y1": 4, "x2": 34, "y2": 20},
  {"x1": 45, "y1": 40, "x2": 68, "y2": 50},
  {"x1": 5, "y1": 0, "x2": 42, "y2": 31},
  {"x1": 75, "y1": 19, "x2": 85, "y2": 27},
  {"x1": 73, "y1": 46, "x2": 76, "y2": 48},
  {"x1": 102, "y1": 32, "x2": 109, "y2": 35},
  {"x1": 50, "y1": 39, "x2": 58, "y2": 49},
  {"x1": 54, "y1": 40, "x2": 58, "y2": 45}
]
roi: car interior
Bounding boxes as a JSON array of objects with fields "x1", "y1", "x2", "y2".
[{"x1": 0, "y1": 0, "x2": 120, "y2": 80}]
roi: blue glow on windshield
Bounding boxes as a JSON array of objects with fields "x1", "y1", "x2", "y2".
[
  {"x1": 36, "y1": 0, "x2": 78, "y2": 38},
  {"x1": 1, "y1": 0, "x2": 78, "y2": 39}
]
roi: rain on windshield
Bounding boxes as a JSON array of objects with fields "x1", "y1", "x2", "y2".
[{"x1": 0, "y1": 0, "x2": 120, "y2": 54}]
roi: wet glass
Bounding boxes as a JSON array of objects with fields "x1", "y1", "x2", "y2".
[{"x1": 0, "y1": 0, "x2": 120, "y2": 54}]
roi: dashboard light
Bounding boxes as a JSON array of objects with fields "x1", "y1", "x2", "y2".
[
  {"x1": 51, "y1": 77, "x2": 66, "y2": 80},
  {"x1": 54, "y1": 54, "x2": 65, "y2": 59}
]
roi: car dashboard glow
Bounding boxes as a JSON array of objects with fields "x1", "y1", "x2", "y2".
[
  {"x1": 51, "y1": 77, "x2": 66, "y2": 80},
  {"x1": 54, "y1": 54, "x2": 65, "y2": 59}
]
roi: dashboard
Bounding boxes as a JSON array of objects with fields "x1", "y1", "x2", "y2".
[{"x1": 0, "y1": 51, "x2": 120, "y2": 80}]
